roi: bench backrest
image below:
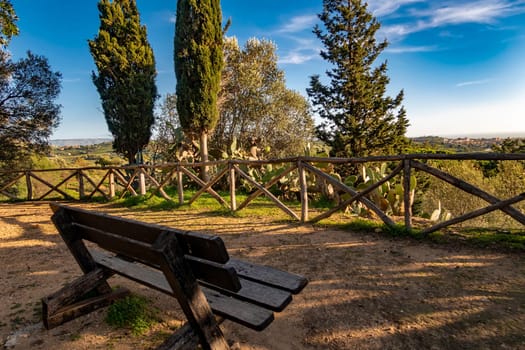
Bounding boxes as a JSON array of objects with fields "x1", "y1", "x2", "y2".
[{"x1": 50, "y1": 203, "x2": 241, "y2": 291}]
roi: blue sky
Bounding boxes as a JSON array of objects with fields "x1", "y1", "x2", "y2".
[{"x1": 8, "y1": 0, "x2": 525, "y2": 139}]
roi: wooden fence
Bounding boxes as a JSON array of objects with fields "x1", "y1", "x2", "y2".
[{"x1": 1, "y1": 153, "x2": 525, "y2": 234}]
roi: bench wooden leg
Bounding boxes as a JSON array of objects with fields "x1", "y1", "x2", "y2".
[
  {"x1": 155, "y1": 231, "x2": 230, "y2": 350},
  {"x1": 42, "y1": 267, "x2": 129, "y2": 329},
  {"x1": 156, "y1": 323, "x2": 199, "y2": 350},
  {"x1": 157, "y1": 317, "x2": 225, "y2": 350}
]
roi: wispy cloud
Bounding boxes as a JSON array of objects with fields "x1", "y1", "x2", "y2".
[
  {"x1": 385, "y1": 45, "x2": 438, "y2": 53},
  {"x1": 456, "y1": 78, "x2": 493, "y2": 87},
  {"x1": 380, "y1": 0, "x2": 525, "y2": 41},
  {"x1": 279, "y1": 49, "x2": 319, "y2": 64},
  {"x1": 63, "y1": 78, "x2": 81, "y2": 83},
  {"x1": 367, "y1": 0, "x2": 424, "y2": 16},
  {"x1": 277, "y1": 14, "x2": 317, "y2": 33},
  {"x1": 421, "y1": 0, "x2": 525, "y2": 26}
]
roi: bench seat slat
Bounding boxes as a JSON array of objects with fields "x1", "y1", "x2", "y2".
[
  {"x1": 89, "y1": 249, "x2": 274, "y2": 331},
  {"x1": 227, "y1": 258, "x2": 308, "y2": 294},
  {"x1": 202, "y1": 276, "x2": 292, "y2": 312}
]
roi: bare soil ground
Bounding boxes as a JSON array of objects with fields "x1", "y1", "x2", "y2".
[{"x1": 1, "y1": 202, "x2": 524, "y2": 350}]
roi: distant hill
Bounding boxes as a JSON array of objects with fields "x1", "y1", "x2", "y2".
[{"x1": 50, "y1": 138, "x2": 112, "y2": 147}]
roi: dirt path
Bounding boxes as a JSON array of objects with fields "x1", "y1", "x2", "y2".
[{"x1": 1, "y1": 202, "x2": 524, "y2": 349}]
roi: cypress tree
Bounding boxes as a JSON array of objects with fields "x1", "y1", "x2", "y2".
[
  {"x1": 307, "y1": 0, "x2": 409, "y2": 158},
  {"x1": 89, "y1": 0, "x2": 157, "y2": 164},
  {"x1": 174, "y1": 0, "x2": 223, "y2": 179}
]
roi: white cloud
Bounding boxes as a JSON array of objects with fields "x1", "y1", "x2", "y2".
[
  {"x1": 381, "y1": 0, "x2": 525, "y2": 41},
  {"x1": 456, "y1": 78, "x2": 492, "y2": 87},
  {"x1": 424, "y1": 1, "x2": 522, "y2": 26},
  {"x1": 277, "y1": 14, "x2": 317, "y2": 33},
  {"x1": 367, "y1": 0, "x2": 424, "y2": 16},
  {"x1": 279, "y1": 50, "x2": 318, "y2": 64},
  {"x1": 385, "y1": 45, "x2": 438, "y2": 53}
]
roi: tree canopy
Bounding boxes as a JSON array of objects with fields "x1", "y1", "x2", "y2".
[
  {"x1": 213, "y1": 37, "x2": 314, "y2": 158},
  {"x1": 174, "y1": 0, "x2": 223, "y2": 173},
  {"x1": 0, "y1": 52, "x2": 62, "y2": 167},
  {"x1": 0, "y1": 0, "x2": 18, "y2": 48},
  {"x1": 308, "y1": 0, "x2": 409, "y2": 158},
  {"x1": 89, "y1": 0, "x2": 157, "y2": 164},
  {"x1": 0, "y1": 3, "x2": 61, "y2": 170}
]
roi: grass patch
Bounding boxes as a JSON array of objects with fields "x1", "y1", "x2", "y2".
[
  {"x1": 457, "y1": 228, "x2": 525, "y2": 250},
  {"x1": 316, "y1": 215, "x2": 525, "y2": 252},
  {"x1": 106, "y1": 294, "x2": 158, "y2": 336}
]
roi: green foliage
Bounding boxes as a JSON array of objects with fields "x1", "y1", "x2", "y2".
[
  {"x1": 0, "y1": 0, "x2": 18, "y2": 47},
  {"x1": 344, "y1": 163, "x2": 415, "y2": 216},
  {"x1": 89, "y1": 0, "x2": 158, "y2": 164},
  {"x1": 308, "y1": 0, "x2": 408, "y2": 157},
  {"x1": 149, "y1": 94, "x2": 186, "y2": 163},
  {"x1": 213, "y1": 37, "x2": 315, "y2": 158},
  {"x1": 421, "y1": 160, "x2": 525, "y2": 228},
  {"x1": 106, "y1": 294, "x2": 158, "y2": 335},
  {"x1": 175, "y1": 0, "x2": 223, "y2": 167},
  {"x1": 0, "y1": 52, "x2": 62, "y2": 169}
]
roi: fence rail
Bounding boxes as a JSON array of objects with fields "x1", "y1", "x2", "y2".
[{"x1": 2, "y1": 153, "x2": 525, "y2": 234}]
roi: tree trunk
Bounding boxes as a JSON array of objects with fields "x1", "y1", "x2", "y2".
[{"x1": 200, "y1": 131, "x2": 209, "y2": 182}]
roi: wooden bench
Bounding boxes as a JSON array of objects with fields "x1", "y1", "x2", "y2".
[{"x1": 42, "y1": 203, "x2": 307, "y2": 350}]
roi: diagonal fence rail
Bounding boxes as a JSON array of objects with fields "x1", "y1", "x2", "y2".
[{"x1": 2, "y1": 153, "x2": 525, "y2": 234}]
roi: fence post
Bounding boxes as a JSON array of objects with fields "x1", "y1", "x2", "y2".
[
  {"x1": 25, "y1": 171, "x2": 32, "y2": 201},
  {"x1": 403, "y1": 159, "x2": 412, "y2": 230},
  {"x1": 108, "y1": 170, "x2": 116, "y2": 199},
  {"x1": 177, "y1": 164, "x2": 184, "y2": 205},
  {"x1": 229, "y1": 162, "x2": 237, "y2": 211},
  {"x1": 298, "y1": 159, "x2": 308, "y2": 223},
  {"x1": 138, "y1": 168, "x2": 146, "y2": 196},
  {"x1": 78, "y1": 170, "x2": 85, "y2": 199}
]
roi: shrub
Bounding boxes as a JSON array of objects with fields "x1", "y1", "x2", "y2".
[{"x1": 106, "y1": 294, "x2": 158, "y2": 335}]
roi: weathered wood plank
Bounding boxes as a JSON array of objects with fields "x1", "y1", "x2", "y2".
[
  {"x1": 119, "y1": 169, "x2": 140, "y2": 199},
  {"x1": 42, "y1": 267, "x2": 113, "y2": 318},
  {"x1": 32, "y1": 171, "x2": 75, "y2": 200},
  {"x1": 0, "y1": 172, "x2": 24, "y2": 193},
  {"x1": 202, "y1": 275, "x2": 292, "y2": 312},
  {"x1": 156, "y1": 322, "x2": 200, "y2": 350},
  {"x1": 235, "y1": 166, "x2": 300, "y2": 221},
  {"x1": 422, "y1": 192, "x2": 525, "y2": 235},
  {"x1": 236, "y1": 164, "x2": 297, "y2": 211},
  {"x1": 143, "y1": 170, "x2": 173, "y2": 201},
  {"x1": 403, "y1": 159, "x2": 412, "y2": 230},
  {"x1": 185, "y1": 255, "x2": 241, "y2": 291},
  {"x1": 113, "y1": 169, "x2": 138, "y2": 196},
  {"x1": 90, "y1": 249, "x2": 276, "y2": 329},
  {"x1": 298, "y1": 161, "x2": 309, "y2": 223},
  {"x1": 82, "y1": 170, "x2": 109, "y2": 200},
  {"x1": 50, "y1": 208, "x2": 112, "y2": 296},
  {"x1": 412, "y1": 160, "x2": 525, "y2": 226},
  {"x1": 44, "y1": 288, "x2": 129, "y2": 330},
  {"x1": 51, "y1": 204, "x2": 230, "y2": 263},
  {"x1": 180, "y1": 167, "x2": 228, "y2": 207},
  {"x1": 189, "y1": 166, "x2": 229, "y2": 205},
  {"x1": 73, "y1": 223, "x2": 162, "y2": 266},
  {"x1": 305, "y1": 162, "x2": 401, "y2": 226},
  {"x1": 153, "y1": 231, "x2": 230, "y2": 350},
  {"x1": 227, "y1": 258, "x2": 308, "y2": 294}
]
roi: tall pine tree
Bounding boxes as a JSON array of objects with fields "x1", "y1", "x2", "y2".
[
  {"x1": 174, "y1": 0, "x2": 223, "y2": 179},
  {"x1": 89, "y1": 0, "x2": 157, "y2": 164},
  {"x1": 307, "y1": 0, "x2": 409, "y2": 158}
]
